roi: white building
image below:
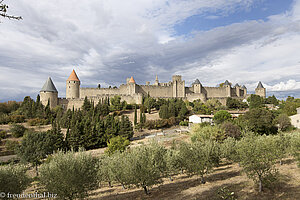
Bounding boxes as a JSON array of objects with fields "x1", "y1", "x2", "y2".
[
  {"x1": 290, "y1": 107, "x2": 300, "y2": 129},
  {"x1": 189, "y1": 114, "x2": 214, "y2": 124}
]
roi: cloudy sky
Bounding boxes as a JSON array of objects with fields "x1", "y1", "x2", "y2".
[{"x1": 1, "y1": 0, "x2": 300, "y2": 101}]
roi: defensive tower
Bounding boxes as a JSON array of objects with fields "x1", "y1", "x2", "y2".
[
  {"x1": 40, "y1": 77, "x2": 58, "y2": 108},
  {"x1": 255, "y1": 81, "x2": 266, "y2": 98},
  {"x1": 66, "y1": 69, "x2": 80, "y2": 99}
]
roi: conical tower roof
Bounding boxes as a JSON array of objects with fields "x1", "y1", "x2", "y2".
[
  {"x1": 242, "y1": 85, "x2": 247, "y2": 89},
  {"x1": 224, "y1": 80, "x2": 230, "y2": 86},
  {"x1": 234, "y1": 83, "x2": 240, "y2": 87},
  {"x1": 129, "y1": 76, "x2": 136, "y2": 83},
  {"x1": 40, "y1": 77, "x2": 57, "y2": 92},
  {"x1": 193, "y1": 79, "x2": 201, "y2": 85},
  {"x1": 257, "y1": 81, "x2": 264, "y2": 89},
  {"x1": 67, "y1": 69, "x2": 80, "y2": 81}
]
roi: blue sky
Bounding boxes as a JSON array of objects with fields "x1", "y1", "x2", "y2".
[
  {"x1": 1, "y1": 0, "x2": 300, "y2": 101},
  {"x1": 175, "y1": 0, "x2": 294, "y2": 34}
]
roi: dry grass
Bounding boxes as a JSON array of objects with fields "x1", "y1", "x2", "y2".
[{"x1": 89, "y1": 158, "x2": 300, "y2": 200}]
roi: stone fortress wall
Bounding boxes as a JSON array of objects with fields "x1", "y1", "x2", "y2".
[{"x1": 40, "y1": 70, "x2": 266, "y2": 110}]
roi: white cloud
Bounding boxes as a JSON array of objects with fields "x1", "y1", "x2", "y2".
[
  {"x1": 266, "y1": 80, "x2": 300, "y2": 91},
  {"x1": 1, "y1": 0, "x2": 300, "y2": 100}
]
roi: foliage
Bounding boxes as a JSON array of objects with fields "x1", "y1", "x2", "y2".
[
  {"x1": 165, "y1": 148, "x2": 181, "y2": 180},
  {"x1": 158, "y1": 99, "x2": 189, "y2": 119},
  {"x1": 220, "y1": 137, "x2": 238, "y2": 162},
  {"x1": 239, "y1": 108, "x2": 277, "y2": 135},
  {"x1": 105, "y1": 136, "x2": 130, "y2": 155},
  {"x1": 274, "y1": 114, "x2": 292, "y2": 131},
  {"x1": 17, "y1": 131, "x2": 63, "y2": 175},
  {"x1": 192, "y1": 99, "x2": 223, "y2": 115},
  {"x1": 191, "y1": 124, "x2": 226, "y2": 143},
  {"x1": 216, "y1": 186, "x2": 237, "y2": 200},
  {"x1": 177, "y1": 141, "x2": 220, "y2": 183},
  {"x1": 0, "y1": 130, "x2": 7, "y2": 139},
  {"x1": 27, "y1": 118, "x2": 48, "y2": 126},
  {"x1": 110, "y1": 96, "x2": 126, "y2": 111},
  {"x1": 213, "y1": 110, "x2": 232, "y2": 125},
  {"x1": 39, "y1": 150, "x2": 99, "y2": 200},
  {"x1": 126, "y1": 142, "x2": 167, "y2": 194},
  {"x1": 5, "y1": 140, "x2": 19, "y2": 153},
  {"x1": 221, "y1": 121, "x2": 241, "y2": 139},
  {"x1": 179, "y1": 121, "x2": 189, "y2": 126},
  {"x1": 289, "y1": 131, "x2": 300, "y2": 167},
  {"x1": 264, "y1": 95, "x2": 279, "y2": 106},
  {"x1": 279, "y1": 97, "x2": 300, "y2": 116},
  {"x1": 247, "y1": 94, "x2": 264, "y2": 109},
  {"x1": 236, "y1": 135, "x2": 279, "y2": 192},
  {"x1": 99, "y1": 152, "x2": 132, "y2": 189},
  {"x1": 64, "y1": 104, "x2": 133, "y2": 151},
  {"x1": 226, "y1": 97, "x2": 248, "y2": 109},
  {"x1": 10, "y1": 124, "x2": 27, "y2": 138},
  {"x1": 0, "y1": 164, "x2": 31, "y2": 199},
  {"x1": 144, "y1": 117, "x2": 178, "y2": 129}
]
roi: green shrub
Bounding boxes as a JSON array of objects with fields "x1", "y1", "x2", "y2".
[
  {"x1": 0, "y1": 130, "x2": 7, "y2": 139},
  {"x1": 213, "y1": 110, "x2": 232, "y2": 125},
  {"x1": 5, "y1": 140, "x2": 19, "y2": 153},
  {"x1": 27, "y1": 118, "x2": 48, "y2": 126},
  {"x1": 179, "y1": 121, "x2": 189, "y2": 126},
  {"x1": 105, "y1": 136, "x2": 130, "y2": 155},
  {"x1": 39, "y1": 150, "x2": 99, "y2": 200},
  {"x1": 191, "y1": 124, "x2": 225, "y2": 142},
  {"x1": 10, "y1": 124, "x2": 27, "y2": 138},
  {"x1": 0, "y1": 164, "x2": 31, "y2": 199},
  {"x1": 9, "y1": 115, "x2": 25, "y2": 123}
]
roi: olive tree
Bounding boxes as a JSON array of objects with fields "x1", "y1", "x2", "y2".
[
  {"x1": 236, "y1": 135, "x2": 279, "y2": 192},
  {"x1": 127, "y1": 142, "x2": 167, "y2": 194},
  {"x1": 178, "y1": 141, "x2": 220, "y2": 184},
  {"x1": 289, "y1": 131, "x2": 300, "y2": 167},
  {"x1": 0, "y1": 165, "x2": 31, "y2": 199},
  {"x1": 164, "y1": 148, "x2": 181, "y2": 181},
  {"x1": 39, "y1": 150, "x2": 99, "y2": 200},
  {"x1": 99, "y1": 152, "x2": 132, "y2": 189}
]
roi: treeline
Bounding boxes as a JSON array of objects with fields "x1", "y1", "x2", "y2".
[{"x1": 2, "y1": 131, "x2": 300, "y2": 199}]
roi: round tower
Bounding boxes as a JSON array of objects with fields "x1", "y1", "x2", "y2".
[
  {"x1": 66, "y1": 69, "x2": 80, "y2": 99},
  {"x1": 40, "y1": 77, "x2": 58, "y2": 108},
  {"x1": 127, "y1": 76, "x2": 136, "y2": 95}
]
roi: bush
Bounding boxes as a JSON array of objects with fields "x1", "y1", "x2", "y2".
[
  {"x1": 27, "y1": 118, "x2": 48, "y2": 126},
  {"x1": 10, "y1": 124, "x2": 27, "y2": 138},
  {"x1": 39, "y1": 150, "x2": 99, "y2": 200},
  {"x1": 0, "y1": 164, "x2": 31, "y2": 198},
  {"x1": 105, "y1": 136, "x2": 130, "y2": 155},
  {"x1": 5, "y1": 140, "x2": 19, "y2": 153},
  {"x1": 275, "y1": 114, "x2": 292, "y2": 132},
  {"x1": 179, "y1": 121, "x2": 189, "y2": 126},
  {"x1": 9, "y1": 115, "x2": 25, "y2": 123},
  {"x1": 191, "y1": 124, "x2": 225, "y2": 142},
  {"x1": 213, "y1": 110, "x2": 232, "y2": 125},
  {"x1": 0, "y1": 130, "x2": 7, "y2": 139},
  {"x1": 221, "y1": 122, "x2": 241, "y2": 139}
]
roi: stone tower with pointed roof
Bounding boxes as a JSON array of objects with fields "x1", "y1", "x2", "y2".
[
  {"x1": 192, "y1": 79, "x2": 202, "y2": 94},
  {"x1": 40, "y1": 77, "x2": 58, "y2": 108},
  {"x1": 255, "y1": 81, "x2": 266, "y2": 98},
  {"x1": 66, "y1": 69, "x2": 80, "y2": 99}
]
